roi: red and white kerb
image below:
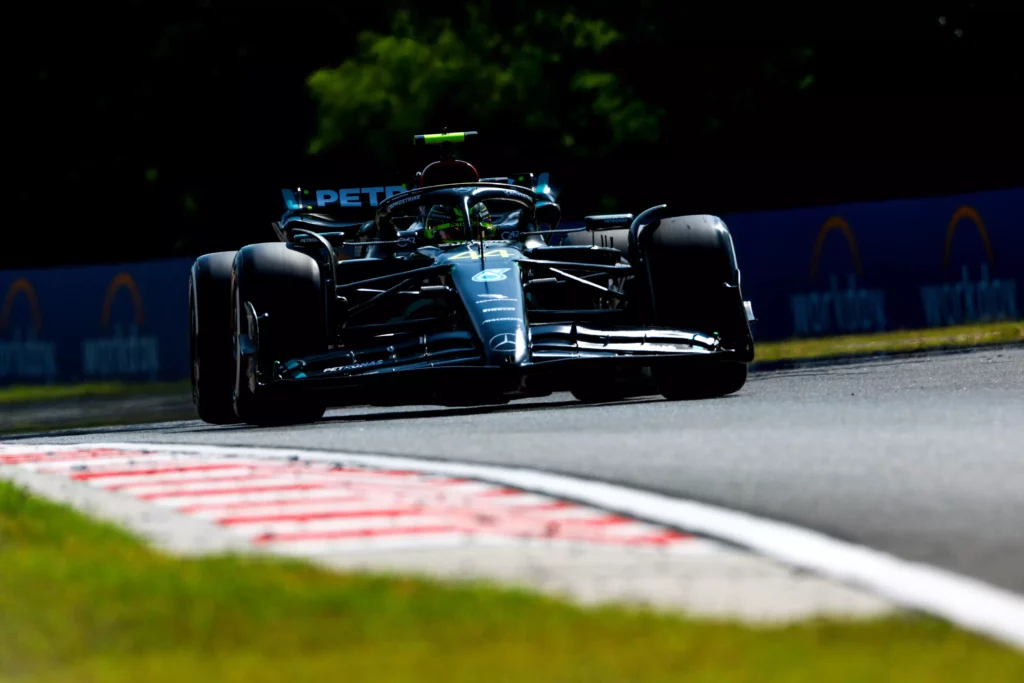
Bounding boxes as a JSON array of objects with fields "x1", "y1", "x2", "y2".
[{"x1": 0, "y1": 446, "x2": 693, "y2": 553}]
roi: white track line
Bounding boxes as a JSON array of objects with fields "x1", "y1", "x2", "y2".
[{"x1": 5, "y1": 440, "x2": 1024, "y2": 650}]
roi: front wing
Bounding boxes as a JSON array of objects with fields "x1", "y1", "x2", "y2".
[{"x1": 242, "y1": 315, "x2": 749, "y2": 402}]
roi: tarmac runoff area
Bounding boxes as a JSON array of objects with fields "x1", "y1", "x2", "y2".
[{"x1": 0, "y1": 442, "x2": 897, "y2": 624}]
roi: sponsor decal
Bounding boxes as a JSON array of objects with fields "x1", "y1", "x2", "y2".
[
  {"x1": 476, "y1": 294, "x2": 516, "y2": 302},
  {"x1": 591, "y1": 214, "x2": 633, "y2": 223},
  {"x1": 472, "y1": 269, "x2": 511, "y2": 283},
  {"x1": 489, "y1": 332, "x2": 517, "y2": 351},
  {"x1": 323, "y1": 359, "x2": 385, "y2": 373},
  {"x1": 386, "y1": 193, "x2": 420, "y2": 209},
  {"x1": 451, "y1": 249, "x2": 513, "y2": 261},
  {"x1": 0, "y1": 278, "x2": 58, "y2": 381},
  {"x1": 921, "y1": 264, "x2": 1018, "y2": 326},
  {"x1": 291, "y1": 233, "x2": 321, "y2": 246},
  {"x1": 499, "y1": 230, "x2": 520, "y2": 240},
  {"x1": 282, "y1": 186, "x2": 405, "y2": 209},
  {"x1": 482, "y1": 317, "x2": 520, "y2": 324},
  {"x1": 790, "y1": 216, "x2": 886, "y2": 335},
  {"x1": 791, "y1": 274, "x2": 887, "y2": 336},
  {"x1": 471, "y1": 186, "x2": 528, "y2": 199},
  {"x1": 482, "y1": 307, "x2": 516, "y2": 313},
  {"x1": 919, "y1": 205, "x2": 1018, "y2": 326},
  {"x1": 82, "y1": 273, "x2": 160, "y2": 380}
]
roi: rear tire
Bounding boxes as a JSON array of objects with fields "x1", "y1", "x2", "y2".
[
  {"x1": 639, "y1": 214, "x2": 753, "y2": 400},
  {"x1": 231, "y1": 243, "x2": 327, "y2": 425},
  {"x1": 189, "y1": 252, "x2": 241, "y2": 424}
]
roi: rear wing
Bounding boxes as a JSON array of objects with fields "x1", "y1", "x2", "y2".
[
  {"x1": 273, "y1": 185, "x2": 408, "y2": 243},
  {"x1": 280, "y1": 186, "x2": 407, "y2": 213}
]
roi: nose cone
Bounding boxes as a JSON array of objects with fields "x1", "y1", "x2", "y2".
[
  {"x1": 445, "y1": 247, "x2": 529, "y2": 367},
  {"x1": 482, "y1": 325, "x2": 528, "y2": 366}
]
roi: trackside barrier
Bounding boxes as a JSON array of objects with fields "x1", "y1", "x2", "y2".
[
  {"x1": 724, "y1": 188, "x2": 1021, "y2": 341},
  {"x1": 0, "y1": 187, "x2": 1020, "y2": 386},
  {"x1": 0, "y1": 259, "x2": 195, "y2": 386}
]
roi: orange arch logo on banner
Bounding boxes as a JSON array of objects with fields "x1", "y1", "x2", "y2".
[
  {"x1": 792, "y1": 214, "x2": 887, "y2": 337},
  {"x1": 0, "y1": 278, "x2": 42, "y2": 333},
  {"x1": 943, "y1": 205, "x2": 995, "y2": 274},
  {"x1": 99, "y1": 273, "x2": 145, "y2": 328},
  {"x1": 83, "y1": 271, "x2": 160, "y2": 380},
  {"x1": 809, "y1": 216, "x2": 863, "y2": 280}
]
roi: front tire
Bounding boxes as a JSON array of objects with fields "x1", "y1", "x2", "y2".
[
  {"x1": 231, "y1": 243, "x2": 327, "y2": 425},
  {"x1": 638, "y1": 214, "x2": 753, "y2": 400}
]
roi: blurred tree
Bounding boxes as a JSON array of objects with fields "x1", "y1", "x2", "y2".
[
  {"x1": 306, "y1": 6, "x2": 663, "y2": 165},
  {"x1": 5, "y1": 1, "x2": 1021, "y2": 269},
  {"x1": 303, "y1": 2, "x2": 824, "y2": 213}
]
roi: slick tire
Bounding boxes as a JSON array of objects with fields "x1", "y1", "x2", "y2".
[
  {"x1": 231, "y1": 242, "x2": 327, "y2": 425},
  {"x1": 639, "y1": 214, "x2": 753, "y2": 399},
  {"x1": 189, "y1": 251, "x2": 242, "y2": 424}
]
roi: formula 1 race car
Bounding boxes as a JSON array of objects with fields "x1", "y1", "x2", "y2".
[{"x1": 188, "y1": 131, "x2": 756, "y2": 425}]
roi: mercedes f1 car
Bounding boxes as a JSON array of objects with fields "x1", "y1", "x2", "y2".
[{"x1": 189, "y1": 131, "x2": 756, "y2": 425}]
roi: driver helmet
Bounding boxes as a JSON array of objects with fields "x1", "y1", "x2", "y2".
[{"x1": 423, "y1": 203, "x2": 494, "y2": 242}]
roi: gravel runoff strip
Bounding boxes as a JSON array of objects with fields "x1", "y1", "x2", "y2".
[{"x1": 0, "y1": 441, "x2": 895, "y2": 624}]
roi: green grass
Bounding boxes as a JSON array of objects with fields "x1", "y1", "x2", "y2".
[
  {"x1": 754, "y1": 320, "x2": 1023, "y2": 364},
  {"x1": 1, "y1": 481, "x2": 1021, "y2": 682},
  {"x1": 0, "y1": 380, "x2": 190, "y2": 404}
]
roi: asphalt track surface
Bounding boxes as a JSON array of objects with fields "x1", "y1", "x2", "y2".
[{"x1": 9, "y1": 346, "x2": 1024, "y2": 595}]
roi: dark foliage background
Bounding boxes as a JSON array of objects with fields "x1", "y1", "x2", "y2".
[{"x1": 8, "y1": 2, "x2": 1023, "y2": 269}]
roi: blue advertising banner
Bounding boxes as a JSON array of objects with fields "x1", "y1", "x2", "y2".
[
  {"x1": 0, "y1": 259, "x2": 195, "y2": 386},
  {"x1": 726, "y1": 188, "x2": 1021, "y2": 341},
  {"x1": 0, "y1": 187, "x2": 1020, "y2": 387}
]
